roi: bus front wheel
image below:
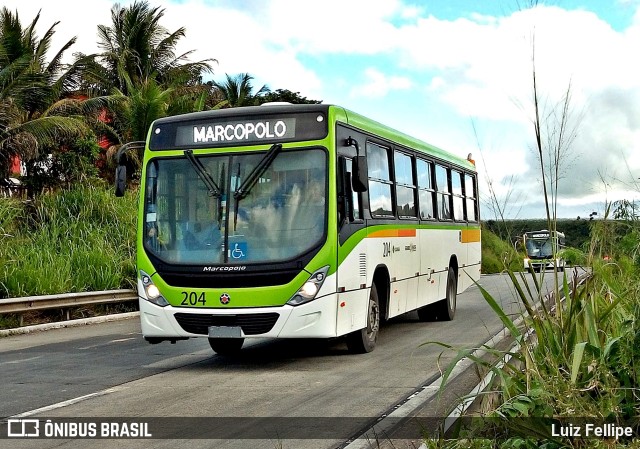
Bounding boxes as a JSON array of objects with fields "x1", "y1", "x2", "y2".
[
  {"x1": 208, "y1": 338, "x2": 244, "y2": 355},
  {"x1": 346, "y1": 284, "x2": 380, "y2": 354}
]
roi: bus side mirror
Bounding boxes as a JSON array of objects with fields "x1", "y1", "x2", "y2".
[
  {"x1": 115, "y1": 164, "x2": 127, "y2": 197},
  {"x1": 113, "y1": 141, "x2": 146, "y2": 197},
  {"x1": 352, "y1": 155, "x2": 368, "y2": 192}
]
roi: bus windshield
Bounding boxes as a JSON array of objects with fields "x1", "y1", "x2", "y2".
[
  {"x1": 525, "y1": 237, "x2": 553, "y2": 258},
  {"x1": 143, "y1": 148, "x2": 327, "y2": 265}
]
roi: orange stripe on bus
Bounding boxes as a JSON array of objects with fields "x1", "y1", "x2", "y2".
[
  {"x1": 368, "y1": 229, "x2": 398, "y2": 238},
  {"x1": 461, "y1": 229, "x2": 481, "y2": 243},
  {"x1": 367, "y1": 229, "x2": 416, "y2": 238}
]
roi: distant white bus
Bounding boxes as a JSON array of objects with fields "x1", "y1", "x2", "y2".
[{"x1": 523, "y1": 230, "x2": 565, "y2": 271}]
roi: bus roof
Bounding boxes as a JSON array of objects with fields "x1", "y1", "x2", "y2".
[
  {"x1": 150, "y1": 103, "x2": 474, "y2": 170},
  {"x1": 336, "y1": 106, "x2": 474, "y2": 170},
  {"x1": 525, "y1": 230, "x2": 565, "y2": 238}
]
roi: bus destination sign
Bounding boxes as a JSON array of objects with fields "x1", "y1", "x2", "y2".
[
  {"x1": 179, "y1": 118, "x2": 296, "y2": 145},
  {"x1": 149, "y1": 111, "x2": 328, "y2": 150}
]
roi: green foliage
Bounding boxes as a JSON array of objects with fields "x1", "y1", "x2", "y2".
[
  {"x1": 428, "y1": 216, "x2": 640, "y2": 447},
  {"x1": 0, "y1": 7, "x2": 92, "y2": 180},
  {"x1": 0, "y1": 196, "x2": 22, "y2": 236},
  {"x1": 558, "y1": 246, "x2": 586, "y2": 266},
  {"x1": 0, "y1": 184, "x2": 137, "y2": 298},
  {"x1": 259, "y1": 89, "x2": 322, "y2": 104},
  {"x1": 212, "y1": 73, "x2": 270, "y2": 108},
  {"x1": 95, "y1": 0, "x2": 214, "y2": 96},
  {"x1": 481, "y1": 225, "x2": 523, "y2": 273},
  {"x1": 21, "y1": 137, "x2": 101, "y2": 194}
]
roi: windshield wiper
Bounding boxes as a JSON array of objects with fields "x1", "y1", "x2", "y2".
[
  {"x1": 185, "y1": 149, "x2": 225, "y2": 229},
  {"x1": 232, "y1": 143, "x2": 282, "y2": 230},
  {"x1": 184, "y1": 150, "x2": 222, "y2": 198}
]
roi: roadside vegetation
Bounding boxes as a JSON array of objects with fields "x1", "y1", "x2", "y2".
[
  {"x1": 0, "y1": 183, "x2": 137, "y2": 298},
  {"x1": 427, "y1": 207, "x2": 640, "y2": 449}
]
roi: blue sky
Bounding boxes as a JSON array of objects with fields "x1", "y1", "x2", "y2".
[{"x1": 6, "y1": 0, "x2": 640, "y2": 219}]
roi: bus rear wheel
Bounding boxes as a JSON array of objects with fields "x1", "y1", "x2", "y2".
[
  {"x1": 208, "y1": 338, "x2": 244, "y2": 355},
  {"x1": 346, "y1": 284, "x2": 380, "y2": 354},
  {"x1": 418, "y1": 267, "x2": 457, "y2": 321}
]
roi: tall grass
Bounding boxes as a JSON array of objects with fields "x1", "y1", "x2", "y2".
[
  {"x1": 425, "y1": 215, "x2": 640, "y2": 448},
  {"x1": 0, "y1": 183, "x2": 137, "y2": 298}
]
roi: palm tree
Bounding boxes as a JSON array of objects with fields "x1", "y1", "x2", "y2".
[
  {"x1": 95, "y1": 0, "x2": 214, "y2": 96},
  {"x1": 212, "y1": 73, "x2": 270, "y2": 108},
  {"x1": 0, "y1": 8, "x2": 92, "y2": 181},
  {"x1": 88, "y1": 0, "x2": 215, "y2": 160}
]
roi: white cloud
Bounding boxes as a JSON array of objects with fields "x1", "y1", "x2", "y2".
[{"x1": 349, "y1": 68, "x2": 412, "y2": 98}]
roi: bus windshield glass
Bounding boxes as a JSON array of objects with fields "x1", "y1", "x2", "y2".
[
  {"x1": 525, "y1": 237, "x2": 553, "y2": 258},
  {"x1": 143, "y1": 148, "x2": 327, "y2": 265}
]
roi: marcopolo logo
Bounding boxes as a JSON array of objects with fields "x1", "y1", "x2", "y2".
[{"x1": 202, "y1": 266, "x2": 247, "y2": 272}]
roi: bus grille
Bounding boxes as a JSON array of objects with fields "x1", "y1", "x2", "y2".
[{"x1": 173, "y1": 312, "x2": 280, "y2": 336}]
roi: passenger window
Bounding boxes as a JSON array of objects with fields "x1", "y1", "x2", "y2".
[
  {"x1": 367, "y1": 142, "x2": 393, "y2": 217},
  {"x1": 416, "y1": 159, "x2": 435, "y2": 219},
  {"x1": 394, "y1": 152, "x2": 416, "y2": 218},
  {"x1": 452, "y1": 170, "x2": 464, "y2": 221},
  {"x1": 465, "y1": 173, "x2": 478, "y2": 221},
  {"x1": 435, "y1": 164, "x2": 451, "y2": 220}
]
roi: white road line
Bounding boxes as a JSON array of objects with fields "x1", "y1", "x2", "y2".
[
  {"x1": 9, "y1": 387, "x2": 125, "y2": 419},
  {"x1": 0, "y1": 356, "x2": 42, "y2": 365},
  {"x1": 78, "y1": 337, "x2": 136, "y2": 350},
  {"x1": 110, "y1": 338, "x2": 136, "y2": 343}
]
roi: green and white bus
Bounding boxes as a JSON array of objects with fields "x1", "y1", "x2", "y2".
[{"x1": 115, "y1": 104, "x2": 481, "y2": 354}]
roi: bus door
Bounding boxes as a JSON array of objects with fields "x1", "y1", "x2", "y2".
[{"x1": 335, "y1": 128, "x2": 368, "y2": 335}]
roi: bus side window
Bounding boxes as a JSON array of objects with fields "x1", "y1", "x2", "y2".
[
  {"x1": 464, "y1": 173, "x2": 478, "y2": 221},
  {"x1": 366, "y1": 142, "x2": 393, "y2": 217},
  {"x1": 394, "y1": 151, "x2": 417, "y2": 218},
  {"x1": 452, "y1": 170, "x2": 464, "y2": 221},
  {"x1": 417, "y1": 158, "x2": 435, "y2": 219},
  {"x1": 435, "y1": 164, "x2": 452, "y2": 220}
]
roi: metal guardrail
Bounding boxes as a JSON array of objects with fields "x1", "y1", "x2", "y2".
[{"x1": 0, "y1": 289, "x2": 138, "y2": 326}]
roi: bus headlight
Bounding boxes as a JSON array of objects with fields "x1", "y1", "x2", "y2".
[
  {"x1": 141, "y1": 270, "x2": 169, "y2": 307},
  {"x1": 287, "y1": 266, "x2": 329, "y2": 306}
]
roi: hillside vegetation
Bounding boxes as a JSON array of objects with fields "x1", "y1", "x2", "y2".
[{"x1": 0, "y1": 184, "x2": 137, "y2": 298}]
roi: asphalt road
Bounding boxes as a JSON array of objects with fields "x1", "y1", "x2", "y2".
[{"x1": 0, "y1": 271, "x2": 581, "y2": 448}]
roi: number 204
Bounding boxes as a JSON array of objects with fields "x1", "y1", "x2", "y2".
[
  {"x1": 181, "y1": 291, "x2": 206, "y2": 306},
  {"x1": 383, "y1": 241, "x2": 391, "y2": 257}
]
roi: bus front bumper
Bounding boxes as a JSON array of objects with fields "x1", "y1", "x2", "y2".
[{"x1": 138, "y1": 290, "x2": 339, "y2": 340}]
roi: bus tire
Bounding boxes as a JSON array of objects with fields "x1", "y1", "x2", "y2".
[
  {"x1": 346, "y1": 284, "x2": 380, "y2": 354},
  {"x1": 208, "y1": 338, "x2": 244, "y2": 355},
  {"x1": 438, "y1": 266, "x2": 457, "y2": 321},
  {"x1": 417, "y1": 267, "x2": 457, "y2": 321},
  {"x1": 424, "y1": 267, "x2": 457, "y2": 321}
]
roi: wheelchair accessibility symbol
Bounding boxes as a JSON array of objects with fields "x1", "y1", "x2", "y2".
[{"x1": 230, "y1": 242, "x2": 247, "y2": 260}]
